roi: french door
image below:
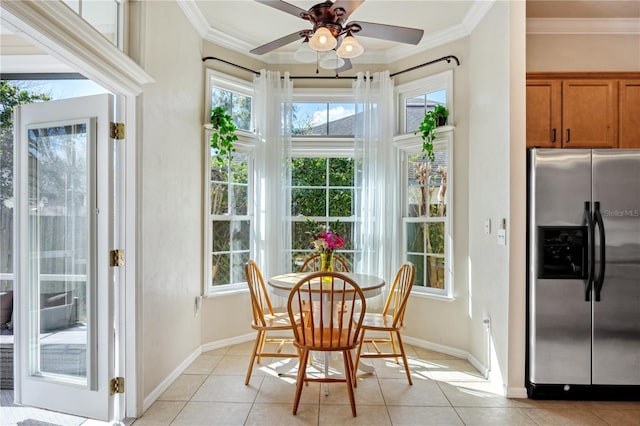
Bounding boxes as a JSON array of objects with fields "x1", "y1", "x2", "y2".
[{"x1": 14, "y1": 94, "x2": 117, "y2": 421}]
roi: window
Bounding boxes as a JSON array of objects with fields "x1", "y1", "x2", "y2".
[
  {"x1": 289, "y1": 157, "x2": 355, "y2": 270},
  {"x1": 62, "y1": 0, "x2": 124, "y2": 49},
  {"x1": 397, "y1": 70, "x2": 453, "y2": 135},
  {"x1": 288, "y1": 89, "x2": 357, "y2": 271},
  {"x1": 205, "y1": 71, "x2": 254, "y2": 293},
  {"x1": 207, "y1": 70, "x2": 253, "y2": 133},
  {"x1": 292, "y1": 102, "x2": 356, "y2": 136},
  {"x1": 207, "y1": 151, "x2": 251, "y2": 290},
  {"x1": 396, "y1": 71, "x2": 453, "y2": 297}
]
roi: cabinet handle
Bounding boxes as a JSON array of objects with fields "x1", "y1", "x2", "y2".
[
  {"x1": 566, "y1": 128, "x2": 571, "y2": 143},
  {"x1": 551, "y1": 128, "x2": 556, "y2": 143}
]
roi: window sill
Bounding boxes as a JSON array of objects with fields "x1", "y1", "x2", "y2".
[
  {"x1": 411, "y1": 291, "x2": 456, "y2": 302},
  {"x1": 205, "y1": 287, "x2": 248, "y2": 298}
]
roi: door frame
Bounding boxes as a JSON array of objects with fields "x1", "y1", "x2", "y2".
[{"x1": 2, "y1": 0, "x2": 154, "y2": 419}]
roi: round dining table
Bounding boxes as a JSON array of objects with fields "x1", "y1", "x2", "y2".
[
  {"x1": 267, "y1": 272, "x2": 385, "y2": 299},
  {"x1": 267, "y1": 271, "x2": 385, "y2": 395}
]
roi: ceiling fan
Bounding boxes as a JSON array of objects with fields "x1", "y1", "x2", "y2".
[{"x1": 250, "y1": 0, "x2": 424, "y2": 72}]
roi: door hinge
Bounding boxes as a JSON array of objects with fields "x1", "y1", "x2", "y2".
[
  {"x1": 110, "y1": 122, "x2": 125, "y2": 140},
  {"x1": 110, "y1": 249, "x2": 125, "y2": 267},
  {"x1": 110, "y1": 377, "x2": 125, "y2": 395}
]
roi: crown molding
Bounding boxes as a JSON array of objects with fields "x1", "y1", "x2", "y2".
[
  {"x1": 527, "y1": 18, "x2": 640, "y2": 35},
  {"x1": 176, "y1": 0, "x2": 210, "y2": 37},
  {"x1": 182, "y1": 0, "x2": 497, "y2": 66}
]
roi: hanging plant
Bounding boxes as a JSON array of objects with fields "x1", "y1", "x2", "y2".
[
  {"x1": 417, "y1": 105, "x2": 449, "y2": 162},
  {"x1": 210, "y1": 106, "x2": 238, "y2": 165}
]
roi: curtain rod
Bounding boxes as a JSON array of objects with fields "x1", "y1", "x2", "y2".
[{"x1": 201, "y1": 55, "x2": 460, "y2": 79}]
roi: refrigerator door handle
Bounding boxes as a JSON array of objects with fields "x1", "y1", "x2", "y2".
[
  {"x1": 584, "y1": 201, "x2": 595, "y2": 302},
  {"x1": 593, "y1": 201, "x2": 606, "y2": 302}
]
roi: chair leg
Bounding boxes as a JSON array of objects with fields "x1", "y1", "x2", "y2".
[
  {"x1": 390, "y1": 331, "x2": 400, "y2": 363},
  {"x1": 352, "y1": 330, "x2": 365, "y2": 383},
  {"x1": 245, "y1": 330, "x2": 263, "y2": 385},
  {"x1": 343, "y1": 350, "x2": 357, "y2": 417},
  {"x1": 345, "y1": 351, "x2": 358, "y2": 388},
  {"x1": 257, "y1": 330, "x2": 267, "y2": 363},
  {"x1": 395, "y1": 331, "x2": 413, "y2": 385},
  {"x1": 293, "y1": 349, "x2": 310, "y2": 415}
]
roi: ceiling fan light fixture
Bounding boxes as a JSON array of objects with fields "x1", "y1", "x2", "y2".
[
  {"x1": 336, "y1": 34, "x2": 363, "y2": 58},
  {"x1": 318, "y1": 50, "x2": 345, "y2": 70},
  {"x1": 309, "y1": 26, "x2": 337, "y2": 51},
  {"x1": 294, "y1": 39, "x2": 317, "y2": 63}
]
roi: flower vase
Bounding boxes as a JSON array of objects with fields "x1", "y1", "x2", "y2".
[{"x1": 320, "y1": 252, "x2": 333, "y2": 283}]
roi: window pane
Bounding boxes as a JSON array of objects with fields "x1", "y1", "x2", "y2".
[
  {"x1": 212, "y1": 221, "x2": 230, "y2": 252},
  {"x1": 211, "y1": 254, "x2": 229, "y2": 286},
  {"x1": 407, "y1": 155, "x2": 447, "y2": 218},
  {"x1": 426, "y1": 223, "x2": 445, "y2": 254},
  {"x1": 406, "y1": 222, "x2": 425, "y2": 253},
  {"x1": 405, "y1": 90, "x2": 448, "y2": 133},
  {"x1": 328, "y1": 103, "x2": 355, "y2": 136},
  {"x1": 292, "y1": 188, "x2": 326, "y2": 216},
  {"x1": 212, "y1": 88, "x2": 252, "y2": 132},
  {"x1": 292, "y1": 158, "x2": 325, "y2": 186},
  {"x1": 292, "y1": 102, "x2": 326, "y2": 135},
  {"x1": 405, "y1": 94, "x2": 426, "y2": 133},
  {"x1": 328, "y1": 188, "x2": 352, "y2": 217},
  {"x1": 408, "y1": 254, "x2": 425, "y2": 287},
  {"x1": 291, "y1": 221, "x2": 316, "y2": 251},
  {"x1": 231, "y1": 185, "x2": 248, "y2": 215},
  {"x1": 328, "y1": 158, "x2": 354, "y2": 186},
  {"x1": 230, "y1": 220, "x2": 250, "y2": 251},
  {"x1": 426, "y1": 257, "x2": 445, "y2": 289},
  {"x1": 211, "y1": 183, "x2": 228, "y2": 215}
]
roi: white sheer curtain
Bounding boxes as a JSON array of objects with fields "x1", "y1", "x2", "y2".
[
  {"x1": 353, "y1": 71, "x2": 396, "y2": 304},
  {"x1": 253, "y1": 70, "x2": 293, "y2": 280}
]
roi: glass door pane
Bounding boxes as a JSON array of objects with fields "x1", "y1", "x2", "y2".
[{"x1": 27, "y1": 121, "x2": 95, "y2": 387}]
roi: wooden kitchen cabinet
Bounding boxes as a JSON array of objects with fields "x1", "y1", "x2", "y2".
[
  {"x1": 526, "y1": 76, "x2": 618, "y2": 149},
  {"x1": 562, "y1": 79, "x2": 617, "y2": 148},
  {"x1": 526, "y1": 80, "x2": 561, "y2": 148},
  {"x1": 619, "y1": 80, "x2": 640, "y2": 149}
]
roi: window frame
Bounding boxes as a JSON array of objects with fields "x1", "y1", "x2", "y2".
[
  {"x1": 395, "y1": 70, "x2": 454, "y2": 299},
  {"x1": 204, "y1": 71, "x2": 256, "y2": 295},
  {"x1": 396, "y1": 70, "x2": 453, "y2": 136},
  {"x1": 288, "y1": 88, "x2": 357, "y2": 270}
]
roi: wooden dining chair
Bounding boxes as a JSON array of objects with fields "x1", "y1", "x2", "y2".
[
  {"x1": 353, "y1": 262, "x2": 416, "y2": 385},
  {"x1": 299, "y1": 253, "x2": 349, "y2": 272},
  {"x1": 244, "y1": 260, "x2": 296, "y2": 385},
  {"x1": 287, "y1": 272, "x2": 366, "y2": 417}
]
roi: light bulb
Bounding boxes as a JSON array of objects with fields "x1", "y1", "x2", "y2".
[
  {"x1": 309, "y1": 27, "x2": 337, "y2": 52},
  {"x1": 336, "y1": 34, "x2": 364, "y2": 58}
]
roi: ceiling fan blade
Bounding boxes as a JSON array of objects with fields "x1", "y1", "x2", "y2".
[
  {"x1": 331, "y1": 0, "x2": 365, "y2": 18},
  {"x1": 350, "y1": 21, "x2": 424, "y2": 45},
  {"x1": 336, "y1": 58, "x2": 353, "y2": 73},
  {"x1": 250, "y1": 31, "x2": 305, "y2": 55},
  {"x1": 254, "y1": 0, "x2": 307, "y2": 18}
]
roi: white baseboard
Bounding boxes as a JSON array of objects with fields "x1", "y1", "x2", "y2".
[
  {"x1": 143, "y1": 334, "x2": 255, "y2": 412},
  {"x1": 201, "y1": 333, "x2": 254, "y2": 353},
  {"x1": 143, "y1": 346, "x2": 202, "y2": 412}
]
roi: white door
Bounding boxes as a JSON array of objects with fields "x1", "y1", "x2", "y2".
[{"x1": 14, "y1": 94, "x2": 117, "y2": 421}]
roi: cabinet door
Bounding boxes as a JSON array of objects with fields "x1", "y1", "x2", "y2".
[
  {"x1": 619, "y1": 80, "x2": 640, "y2": 149},
  {"x1": 562, "y1": 80, "x2": 618, "y2": 148},
  {"x1": 526, "y1": 80, "x2": 561, "y2": 148}
]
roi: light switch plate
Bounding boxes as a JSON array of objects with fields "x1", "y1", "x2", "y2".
[{"x1": 484, "y1": 219, "x2": 491, "y2": 234}]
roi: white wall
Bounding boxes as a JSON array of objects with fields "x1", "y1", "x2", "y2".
[
  {"x1": 132, "y1": 1, "x2": 205, "y2": 400},
  {"x1": 527, "y1": 34, "x2": 640, "y2": 72},
  {"x1": 466, "y1": 0, "x2": 513, "y2": 389}
]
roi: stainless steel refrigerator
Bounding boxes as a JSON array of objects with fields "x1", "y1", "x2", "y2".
[{"x1": 527, "y1": 148, "x2": 640, "y2": 399}]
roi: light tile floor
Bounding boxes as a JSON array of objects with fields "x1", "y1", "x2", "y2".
[
  {"x1": 2, "y1": 341, "x2": 639, "y2": 425},
  {"x1": 134, "y1": 341, "x2": 640, "y2": 426}
]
